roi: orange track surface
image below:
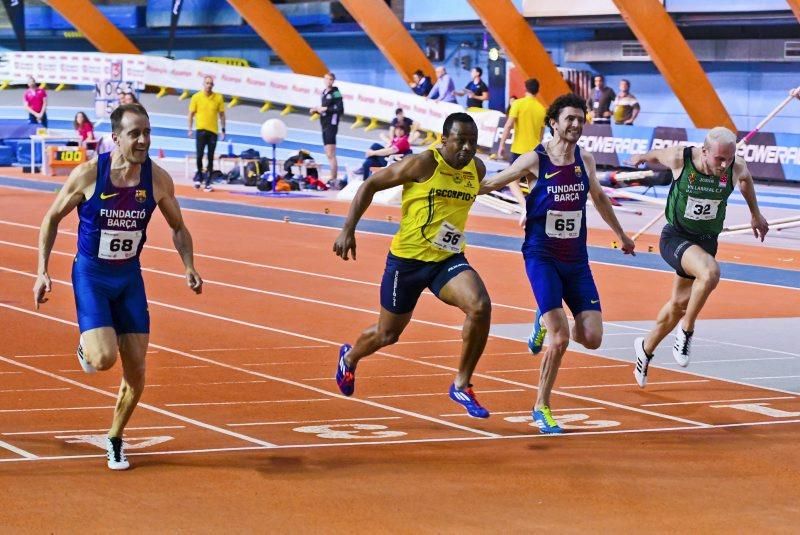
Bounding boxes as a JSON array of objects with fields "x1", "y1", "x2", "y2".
[{"x1": 1, "y1": 186, "x2": 799, "y2": 530}]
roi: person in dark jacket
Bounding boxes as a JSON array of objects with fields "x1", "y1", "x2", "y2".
[{"x1": 311, "y1": 72, "x2": 344, "y2": 184}]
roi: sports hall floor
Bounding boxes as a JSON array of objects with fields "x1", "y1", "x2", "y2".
[{"x1": 0, "y1": 97, "x2": 799, "y2": 530}]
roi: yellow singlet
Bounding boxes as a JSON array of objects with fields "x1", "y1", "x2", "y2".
[{"x1": 389, "y1": 149, "x2": 480, "y2": 262}]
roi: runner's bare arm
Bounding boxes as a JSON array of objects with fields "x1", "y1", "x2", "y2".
[
  {"x1": 733, "y1": 159, "x2": 769, "y2": 241},
  {"x1": 628, "y1": 145, "x2": 684, "y2": 177},
  {"x1": 479, "y1": 150, "x2": 539, "y2": 194},
  {"x1": 584, "y1": 151, "x2": 635, "y2": 255},
  {"x1": 333, "y1": 151, "x2": 437, "y2": 261},
  {"x1": 33, "y1": 161, "x2": 96, "y2": 308},
  {"x1": 153, "y1": 164, "x2": 203, "y2": 293}
]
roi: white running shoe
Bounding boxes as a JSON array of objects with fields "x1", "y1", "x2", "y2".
[
  {"x1": 672, "y1": 328, "x2": 692, "y2": 367},
  {"x1": 633, "y1": 337, "x2": 653, "y2": 388},
  {"x1": 76, "y1": 337, "x2": 96, "y2": 374},
  {"x1": 106, "y1": 436, "x2": 130, "y2": 470}
]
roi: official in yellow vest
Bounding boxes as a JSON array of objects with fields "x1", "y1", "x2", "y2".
[
  {"x1": 332, "y1": 113, "x2": 493, "y2": 418},
  {"x1": 188, "y1": 76, "x2": 226, "y2": 192}
]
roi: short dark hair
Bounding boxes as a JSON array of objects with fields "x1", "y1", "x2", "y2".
[
  {"x1": 394, "y1": 123, "x2": 408, "y2": 134},
  {"x1": 395, "y1": 108, "x2": 404, "y2": 115},
  {"x1": 442, "y1": 112, "x2": 476, "y2": 137},
  {"x1": 621, "y1": 78, "x2": 630, "y2": 87},
  {"x1": 524, "y1": 78, "x2": 540, "y2": 95},
  {"x1": 473, "y1": 67, "x2": 483, "y2": 76},
  {"x1": 110, "y1": 104, "x2": 149, "y2": 133},
  {"x1": 414, "y1": 69, "x2": 424, "y2": 77},
  {"x1": 545, "y1": 93, "x2": 587, "y2": 134}
]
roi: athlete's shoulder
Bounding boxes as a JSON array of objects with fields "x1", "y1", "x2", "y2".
[
  {"x1": 150, "y1": 160, "x2": 175, "y2": 197},
  {"x1": 732, "y1": 154, "x2": 750, "y2": 178},
  {"x1": 578, "y1": 147, "x2": 596, "y2": 167},
  {"x1": 70, "y1": 158, "x2": 99, "y2": 186},
  {"x1": 472, "y1": 155, "x2": 486, "y2": 179}
]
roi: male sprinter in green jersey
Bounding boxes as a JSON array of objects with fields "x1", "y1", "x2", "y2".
[{"x1": 629, "y1": 127, "x2": 768, "y2": 387}]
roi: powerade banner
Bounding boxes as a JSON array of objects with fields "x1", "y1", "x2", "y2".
[
  {"x1": 2, "y1": 0, "x2": 25, "y2": 51},
  {"x1": 577, "y1": 124, "x2": 800, "y2": 182}
]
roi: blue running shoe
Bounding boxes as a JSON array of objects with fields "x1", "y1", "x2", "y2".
[
  {"x1": 527, "y1": 310, "x2": 547, "y2": 355},
  {"x1": 336, "y1": 344, "x2": 355, "y2": 396},
  {"x1": 532, "y1": 405, "x2": 563, "y2": 434},
  {"x1": 449, "y1": 383, "x2": 490, "y2": 418}
]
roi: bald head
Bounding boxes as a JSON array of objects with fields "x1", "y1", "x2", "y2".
[
  {"x1": 702, "y1": 127, "x2": 737, "y2": 176},
  {"x1": 704, "y1": 127, "x2": 736, "y2": 149}
]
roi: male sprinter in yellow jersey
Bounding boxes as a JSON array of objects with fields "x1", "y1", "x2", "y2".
[{"x1": 333, "y1": 113, "x2": 492, "y2": 418}]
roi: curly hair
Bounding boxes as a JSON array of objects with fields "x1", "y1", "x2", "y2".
[{"x1": 545, "y1": 93, "x2": 588, "y2": 134}]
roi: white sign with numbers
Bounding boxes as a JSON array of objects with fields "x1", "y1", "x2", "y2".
[
  {"x1": 545, "y1": 210, "x2": 582, "y2": 239},
  {"x1": 684, "y1": 196, "x2": 721, "y2": 221},
  {"x1": 98, "y1": 229, "x2": 142, "y2": 260}
]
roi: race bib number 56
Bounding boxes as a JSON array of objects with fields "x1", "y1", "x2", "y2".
[
  {"x1": 432, "y1": 221, "x2": 463, "y2": 253},
  {"x1": 545, "y1": 210, "x2": 582, "y2": 239},
  {"x1": 98, "y1": 229, "x2": 142, "y2": 260}
]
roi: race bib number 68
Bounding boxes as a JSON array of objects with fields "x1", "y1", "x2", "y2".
[{"x1": 98, "y1": 229, "x2": 142, "y2": 260}]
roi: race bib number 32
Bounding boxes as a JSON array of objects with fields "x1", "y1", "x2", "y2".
[
  {"x1": 545, "y1": 210, "x2": 582, "y2": 239},
  {"x1": 98, "y1": 229, "x2": 142, "y2": 260},
  {"x1": 432, "y1": 221, "x2": 463, "y2": 253},
  {"x1": 684, "y1": 197, "x2": 720, "y2": 221}
]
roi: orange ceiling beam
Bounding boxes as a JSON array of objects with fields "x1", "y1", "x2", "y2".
[
  {"x1": 46, "y1": 0, "x2": 140, "y2": 54},
  {"x1": 612, "y1": 0, "x2": 735, "y2": 130},
  {"x1": 227, "y1": 0, "x2": 328, "y2": 76},
  {"x1": 787, "y1": 0, "x2": 800, "y2": 23},
  {"x1": 467, "y1": 0, "x2": 570, "y2": 105},
  {"x1": 338, "y1": 0, "x2": 435, "y2": 83}
]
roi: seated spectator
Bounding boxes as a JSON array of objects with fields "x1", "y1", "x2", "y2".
[
  {"x1": 355, "y1": 124, "x2": 411, "y2": 178},
  {"x1": 409, "y1": 69, "x2": 432, "y2": 97},
  {"x1": 612, "y1": 79, "x2": 640, "y2": 125},
  {"x1": 427, "y1": 66, "x2": 457, "y2": 104},
  {"x1": 381, "y1": 108, "x2": 421, "y2": 145},
  {"x1": 73, "y1": 112, "x2": 95, "y2": 145}
]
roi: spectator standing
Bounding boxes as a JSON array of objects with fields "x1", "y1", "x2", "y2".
[
  {"x1": 188, "y1": 76, "x2": 226, "y2": 192},
  {"x1": 612, "y1": 79, "x2": 640, "y2": 125},
  {"x1": 311, "y1": 72, "x2": 344, "y2": 183},
  {"x1": 24, "y1": 76, "x2": 48, "y2": 127},
  {"x1": 587, "y1": 74, "x2": 615, "y2": 124},
  {"x1": 497, "y1": 79, "x2": 546, "y2": 163},
  {"x1": 410, "y1": 69, "x2": 433, "y2": 97},
  {"x1": 428, "y1": 66, "x2": 457, "y2": 104},
  {"x1": 456, "y1": 67, "x2": 489, "y2": 109}
]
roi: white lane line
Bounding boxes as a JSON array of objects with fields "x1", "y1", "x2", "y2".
[
  {"x1": 394, "y1": 339, "x2": 464, "y2": 345},
  {"x1": 0, "y1": 371, "x2": 23, "y2": 375},
  {"x1": 0, "y1": 387, "x2": 71, "y2": 394},
  {"x1": 166, "y1": 398, "x2": 330, "y2": 407},
  {"x1": 487, "y1": 364, "x2": 630, "y2": 374},
  {"x1": 0, "y1": 267, "x2": 711, "y2": 430},
  {"x1": 440, "y1": 407, "x2": 606, "y2": 417},
  {"x1": 660, "y1": 357, "x2": 796, "y2": 365},
  {"x1": 0, "y1": 352, "x2": 277, "y2": 447},
  {"x1": 0, "y1": 299, "x2": 499, "y2": 439},
  {"x1": 3, "y1": 425, "x2": 186, "y2": 436},
  {"x1": 0, "y1": 405, "x2": 114, "y2": 413},
  {"x1": 560, "y1": 379, "x2": 710, "y2": 390},
  {"x1": 740, "y1": 375, "x2": 800, "y2": 380},
  {"x1": 641, "y1": 396, "x2": 796, "y2": 407},
  {"x1": 228, "y1": 416, "x2": 403, "y2": 427},
  {"x1": 0, "y1": 440, "x2": 37, "y2": 459},
  {"x1": 420, "y1": 351, "x2": 531, "y2": 360},
  {"x1": 368, "y1": 388, "x2": 524, "y2": 400},
  {"x1": 191, "y1": 345, "x2": 329, "y2": 352},
  {"x1": 302, "y1": 372, "x2": 452, "y2": 381}
]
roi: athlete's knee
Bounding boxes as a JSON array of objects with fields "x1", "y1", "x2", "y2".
[
  {"x1": 697, "y1": 264, "x2": 720, "y2": 289},
  {"x1": 377, "y1": 329, "x2": 401, "y2": 347},
  {"x1": 582, "y1": 331, "x2": 602, "y2": 350},
  {"x1": 548, "y1": 330, "x2": 570, "y2": 355},
  {"x1": 465, "y1": 295, "x2": 491, "y2": 321},
  {"x1": 87, "y1": 348, "x2": 117, "y2": 371}
]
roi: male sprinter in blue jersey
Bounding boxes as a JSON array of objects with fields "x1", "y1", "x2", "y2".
[
  {"x1": 33, "y1": 104, "x2": 203, "y2": 469},
  {"x1": 480, "y1": 94, "x2": 635, "y2": 433}
]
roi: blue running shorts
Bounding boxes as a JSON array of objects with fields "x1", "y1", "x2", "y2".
[
  {"x1": 523, "y1": 254, "x2": 601, "y2": 316},
  {"x1": 380, "y1": 252, "x2": 474, "y2": 314}
]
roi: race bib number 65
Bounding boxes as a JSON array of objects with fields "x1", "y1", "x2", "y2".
[
  {"x1": 98, "y1": 229, "x2": 142, "y2": 260},
  {"x1": 432, "y1": 221, "x2": 463, "y2": 253},
  {"x1": 545, "y1": 210, "x2": 582, "y2": 239}
]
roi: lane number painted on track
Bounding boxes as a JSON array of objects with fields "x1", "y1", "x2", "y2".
[
  {"x1": 56, "y1": 435, "x2": 174, "y2": 449},
  {"x1": 711, "y1": 403, "x2": 800, "y2": 418},
  {"x1": 504, "y1": 413, "x2": 620, "y2": 430},
  {"x1": 292, "y1": 423, "x2": 407, "y2": 440}
]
